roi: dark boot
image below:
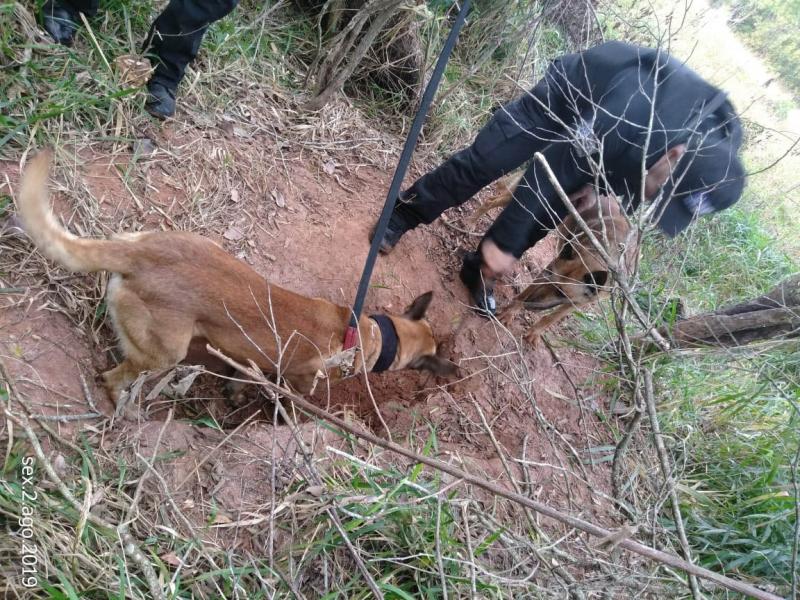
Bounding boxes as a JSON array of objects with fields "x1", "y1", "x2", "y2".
[
  {"x1": 369, "y1": 197, "x2": 417, "y2": 254},
  {"x1": 145, "y1": 82, "x2": 176, "y2": 119},
  {"x1": 141, "y1": 0, "x2": 239, "y2": 118},
  {"x1": 41, "y1": 0, "x2": 79, "y2": 46},
  {"x1": 459, "y1": 250, "x2": 497, "y2": 317}
]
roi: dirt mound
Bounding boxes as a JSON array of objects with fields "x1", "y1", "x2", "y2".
[
  {"x1": 111, "y1": 418, "x2": 344, "y2": 552},
  {"x1": 0, "y1": 115, "x2": 618, "y2": 537}
]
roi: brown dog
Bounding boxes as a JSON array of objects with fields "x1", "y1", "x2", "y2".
[
  {"x1": 17, "y1": 151, "x2": 456, "y2": 402},
  {"x1": 479, "y1": 173, "x2": 633, "y2": 344}
]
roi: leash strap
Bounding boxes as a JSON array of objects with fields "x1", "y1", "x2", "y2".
[
  {"x1": 369, "y1": 315, "x2": 398, "y2": 372},
  {"x1": 343, "y1": 0, "x2": 472, "y2": 350}
]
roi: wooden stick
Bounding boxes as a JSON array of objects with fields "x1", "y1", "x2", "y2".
[
  {"x1": 643, "y1": 369, "x2": 704, "y2": 599},
  {"x1": 206, "y1": 345, "x2": 784, "y2": 600},
  {"x1": 661, "y1": 306, "x2": 800, "y2": 347}
]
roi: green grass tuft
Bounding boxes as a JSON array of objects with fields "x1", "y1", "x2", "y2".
[
  {"x1": 653, "y1": 349, "x2": 798, "y2": 588},
  {"x1": 639, "y1": 200, "x2": 796, "y2": 314},
  {"x1": 636, "y1": 202, "x2": 797, "y2": 592}
]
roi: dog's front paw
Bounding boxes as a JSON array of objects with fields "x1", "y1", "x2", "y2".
[
  {"x1": 499, "y1": 306, "x2": 520, "y2": 327},
  {"x1": 523, "y1": 330, "x2": 542, "y2": 347}
]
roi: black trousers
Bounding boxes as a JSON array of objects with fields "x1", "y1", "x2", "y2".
[
  {"x1": 396, "y1": 76, "x2": 594, "y2": 259},
  {"x1": 58, "y1": 0, "x2": 239, "y2": 89}
]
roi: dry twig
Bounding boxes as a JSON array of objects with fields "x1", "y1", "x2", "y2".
[{"x1": 643, "y1": 369, "x2": 703, "y2": 599}]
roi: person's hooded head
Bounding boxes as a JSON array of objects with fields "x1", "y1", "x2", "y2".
[{"x1": 654, "y1": 97, "x2": 746, "y2": 236}]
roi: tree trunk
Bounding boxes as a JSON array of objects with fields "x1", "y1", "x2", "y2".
[{"x1": 644, "y1": 274, "x2": 800, "y2": 349}]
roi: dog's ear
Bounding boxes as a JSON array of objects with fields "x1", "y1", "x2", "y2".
[
  {"x1": 583, "y1": 270, "x2": 609, "y2": 289},
  {"x1": 403, "y1": 291, "x2": 433, "y2": 320},
  {"x1": 409, "y1": 354, "x2": 458, "y2": 376}
]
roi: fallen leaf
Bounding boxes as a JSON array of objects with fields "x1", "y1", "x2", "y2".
[
  {"x1": 230, "y1": 189, "x2": 240, "y2": 203},
  {"x1": 160, "y1": 552, "x2": 181, "y2": 567},
  {"x1": 223, "y1": 226, "x2": 244, "y2": 241},
  {"x1": 306, "y1": 485, "x2": 325, "y2": 497},
  {"x1": 171, "y1": 370, "x2": 201, "y2": 397},
  {"x1": 0, "y1": 214, "x2": 26, "y2": 237},
  {"x1": 53, "y1": 454, "x2": 67, "y2": 477},
  {"x1": 271, "y1": 188, "x2": 286, "y2": 208},
  {"x1": 90, "y1": 487, "x2": 105, "y2": 507},
  {"x1": 132, "y1": 138, "x2": 157, "y2": 157},
  {"x1": 114, "y1": 54, "x2": 153, "y2": 88},
  {"x1": 145, "y1": 368, "x2": 178, "y2": 401}
]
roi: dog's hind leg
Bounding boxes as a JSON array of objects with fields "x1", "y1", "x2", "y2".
[
  {"x1": 102, "y1": 317, "x2": 194, "y2": 404},
  {"x1": 103, "y1": 279, "x2": 194, "y2": 403}
]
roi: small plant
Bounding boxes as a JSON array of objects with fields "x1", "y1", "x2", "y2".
[
  {"x1": 622, "y1": 200, "x2": 797, "y2": 593},
  {"x1": 0, "y1": 194, "x2": 11, "y2": 218}
]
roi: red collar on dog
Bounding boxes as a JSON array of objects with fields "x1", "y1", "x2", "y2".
[{"x1": 369, "y1": 315, "x2": 398, "y2": 373}]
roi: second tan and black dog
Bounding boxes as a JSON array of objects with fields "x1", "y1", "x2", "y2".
[
  {"x1": 477, "y1": 173, "x2": 633, "y2": 344},
  {"x1": 17, "y1": 150, "x2": 456, "y2": 403}
]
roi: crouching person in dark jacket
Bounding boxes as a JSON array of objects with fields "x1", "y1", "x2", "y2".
[{"x1": 372, "y1": 41, "x2": 746, "y2": 316}]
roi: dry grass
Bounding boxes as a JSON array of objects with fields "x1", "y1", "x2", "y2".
[{"x1": 1, "y1": 3, "x2": 632, "y2": 598}]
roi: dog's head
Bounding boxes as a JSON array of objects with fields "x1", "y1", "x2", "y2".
[
  {"x1": 520, "y1": 197, "x2": 633, "y2": 311},
  {"x1": 385, "y1": 291, "x2": 458, "y2": 377},
  {"x1": 521, "y1": 237, "x2": 612, "y2": 310}
]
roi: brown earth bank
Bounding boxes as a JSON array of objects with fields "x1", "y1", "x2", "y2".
[{"x1": 0, "y1": 110, "x2": 621, "y2": 549}]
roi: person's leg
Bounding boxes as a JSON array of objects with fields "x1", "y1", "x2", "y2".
[
  {"x1": 375, "y1": 75, "x2": 567, "y2": 253},
  {"x1": 142, "y1": 0, "x2": 239, "y2": 118},
  {"x1": 41, "y1": 0, "x2": 99, "y2": 46}
]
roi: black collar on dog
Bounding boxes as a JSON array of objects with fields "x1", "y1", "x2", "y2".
[{"x1": 369, "y1": 315, "x2": 398, "y2": 373}]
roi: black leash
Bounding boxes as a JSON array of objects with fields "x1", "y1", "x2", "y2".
[{"x1": 343, "y1": 0, "x2": 472, "y2": 349}]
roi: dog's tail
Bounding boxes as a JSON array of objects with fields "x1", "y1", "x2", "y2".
[
  {"x1": 17, "y1": 150, "x2": 134, "y2": 273},
  {"x1": 470, "y1": 172, "x2": 524, "y2": 224}
]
